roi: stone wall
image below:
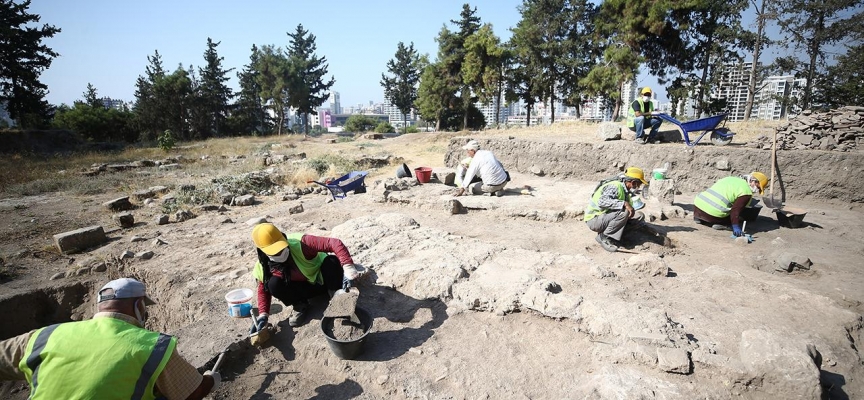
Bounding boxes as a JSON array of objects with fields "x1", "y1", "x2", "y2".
[
  {"x1": 446, "y1": 137, "x2": 864, "y2": 203},
  {"x1": 747, "y1": 106, "x2": 864, "y2": 151}
]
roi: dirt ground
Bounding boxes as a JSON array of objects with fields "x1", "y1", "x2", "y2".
[{"x1": 0, "y1": 124, "x2": 862, "y2": 399}]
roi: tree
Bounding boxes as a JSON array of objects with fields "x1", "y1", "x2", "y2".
[
  {"x1": 743, "y1": 0, "x2": 776, "y2": 120},
  {"x1": 134, "y1": 50, "x2": 167, "y2": 140},
  {"x1": 233, "y1": 45, "x2": 269, "y2": 135},
  {"x1": 83, "y1": 83, "x2": 103, "y2": 108},
  {"x1": 344, "y1": 115, "x2": 377, "y2": 132},
  {"x1": 580, "y1": 43, "x2": 640, "y2": 120},
  {"x1": 286, "y1": 24, "x2": 335, "y2": 135},
  {"x1": 416, "y1": 58, "x2": 457, "y2": 131},
  {"x1": 255, "y1": 45, "x2": 291, "y2": 135},
  {"x1": 811, "y1": 43, "x2": 864, "y2": 107},
  {"x1": 773, "y1": 0, "x2": 862, "y2": 110},
  {"x1": 155, "y1": 65, "x2": 193, "y2": 140},
  {"x1": 0, "y1": 0, "x2": 60, "y2": 128},
  {"x1": 463, "y1": 24, "x2": 506, "y2": 126},
  {"x1": 374, "y1": 121, "x2": 395, "y2": 133},
  {"x1": 381, "y1": 42, "x2": 421, "y2": 134},
  {"x1": 558, "y1": 0, "x2": 601, "y2": 119},
  {"x1": 445, "y1": 4, "x2": 482, "y2": 130},
  {"x1": 53, "y1": 84, "x2": 135, "y2": 142},
  {"x1": 197, "y1": 38, "x2": 234, "y2": 137}
]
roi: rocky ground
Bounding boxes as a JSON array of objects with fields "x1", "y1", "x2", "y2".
[{"x1": 0, "y1": 127, "x2": 862, "y2": 399}]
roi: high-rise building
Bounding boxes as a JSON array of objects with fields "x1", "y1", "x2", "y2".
[
  {"x1": 703, "y1": 61, "x2": 806, "y2": 121},
  {"x1": 100, "y1": 97, "x2": 127, "y2": 110},
  {"x1": 383, "y1": 101, "x2": 415, "y2": 128},
  {"x1": 328, "y1": 92, "x2": 341, "y2": 114},
  {"x1": 476, "y1": 94, "x2": 510, "y2": 127}
]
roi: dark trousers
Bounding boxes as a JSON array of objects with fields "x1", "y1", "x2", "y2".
[{"x1": 267, "y1": 255, "x2": 343, "y2": 307}]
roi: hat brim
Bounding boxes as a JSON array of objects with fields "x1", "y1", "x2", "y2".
[
  {"x1": 462, "y1": 145, "x2": 478, "y2": 151},
  {"x1": 261, "y1": 239, "x2": 288, "y2": 256}
]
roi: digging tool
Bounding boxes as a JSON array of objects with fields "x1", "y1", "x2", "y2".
[
  {"x1": 324, "y1": 279, "x2": 361, "y2": 325},
  {"x1": 763, "y1": 127, "x2": 782, "y2": 210},
  {"x1": 248, "y1": 309, "x2": 275, "y2": 348},
  {"x1": 211, "y1": 348, "x2": 228, "y2": 373}
]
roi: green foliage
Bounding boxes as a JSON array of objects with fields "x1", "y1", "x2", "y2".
[
  {"x1": 404, "y1": 125, "x2": 420, "y2": 133},
  {"x1": 52, "y1": 84, "x2": 136, "y2": 142},
  {"x1": 344, "y1": 115, "x2": 378, "y2": 132},
  {"x1": 286, "y1": 24, "x2": 336, "y2": 135},
  {"x1": 441, "y1": 104, "x2": 485, "y2": 131},
  {"x1": 158, "y1": 129, "x2": 176, "y2": 151},
  {"x1": 811, "y1": 44, "x2": 864, "y2": 108},
  {"x1": 306, "y1": 154, "x2": 357, "y2": 176},
  {"x1": 374, "y1": 122, "x2": 395, "y2": 133},
  {"x1": 255, "y1": 45, "x2": 292, "y2": 135},
  {"x1": 381, "y1": 42, "x2": 422, "y2": 134},
  {"x1": 196, "y1": 38, "x2": 235, "y2": 138},
  {"x1": 0, "y1": 0, "x2": 60, "y2": 128},
  {"x1": 234, "y1": 45, "x2": 270, "y2": 135}
]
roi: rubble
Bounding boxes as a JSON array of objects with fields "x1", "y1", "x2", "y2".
[{"x1": 752, "y1": 106, "x2": 864, "y2": 151}]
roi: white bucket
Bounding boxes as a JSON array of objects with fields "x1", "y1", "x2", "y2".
[{"x1": 225, "y1": 288, "x2": 253, "y2": 318}]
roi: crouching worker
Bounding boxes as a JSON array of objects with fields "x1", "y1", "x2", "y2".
[
  {"x1": 584, "y1": 167, "x2": 648, "y2": 252},
  {"x1": 0, "y1": 278, "x2": 218, "y2": 400},
  {"x1": 251, "y1": 223, "x2": 362, "y2": 328},
  {"x1": 693, "y1": 172, "x2": 768, "y2": 237}
]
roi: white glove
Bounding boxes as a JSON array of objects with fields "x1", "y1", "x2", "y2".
[
  {"x1": 204, "y1": 370, "x2": 221, "y2": 391},
  {"x1": 342, "y1": 264, "x2": 360, "y2": 281}
]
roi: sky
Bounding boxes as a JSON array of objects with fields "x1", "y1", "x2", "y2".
[{"x1": 28, "y1": 0, "x2": 777, "y2": 108}]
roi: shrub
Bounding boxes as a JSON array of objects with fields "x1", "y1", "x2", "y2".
[
  {"x1": 404, "y1": 125, "x2": 420, "y2": 133},
  {"x1": 374, "y1": 122, "x2": 395, "y2": 133},
  {"x1": 158, "y1": 130, "x2": 176, "y2": 151}
]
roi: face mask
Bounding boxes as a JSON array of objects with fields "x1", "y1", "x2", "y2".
[
  {"x1": 134, "y1": 299, "x2": 148, "y2": 326},
  {"x1": 268, "y1": 249, "x2": 289, "y2": 263},
  {"x1": 643, "y1": 95, "x2": 651, "y2": 101},
  {"x1": 751, "y1": 184, "x2": 760, "y2": 194}
]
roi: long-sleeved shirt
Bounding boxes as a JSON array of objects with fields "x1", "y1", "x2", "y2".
[
  {"x1": 256, "y1": 234, "x2": 354, "y2": 314},
  {"x1": 596, "y1": 182, "x2": 629, "y2": 211},
  {"x1": 0, "y1": 312, "x2": 202, "y2": 400},
  {"x1": 461, "y1": 150, "x2": 507, "y2": 189}
]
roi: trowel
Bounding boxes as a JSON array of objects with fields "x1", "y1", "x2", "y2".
[
  {"x1": 248, "y1": 309, "x2": 275, "y2": 348},
  {"x1": 324, "y1": 279, "x2": 361, "y2": 325}
]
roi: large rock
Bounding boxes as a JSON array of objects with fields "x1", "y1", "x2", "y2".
[
  {"x1": 615, "y1": 253, "x2": 669, "y2": 277},
  {"x1": 53, "y1": 226, "x2": 107, "y2": 254},
  {"x1": 114, "y1": 212, "x2": 135, "y2": 228},
  {"x1": 103, "y1": 197, "x2": 134, "y2": 211},
  {"x1": 233, "y1": 195, "x2": 255, "y2": 206},
  {"x1": 646, "y1": 178, "x2": 675, "y2": 205},
  {"x1": 597, "y1": 122, "x2": 621, "y2": 141},
  {"x1": 738, "y1": 329, "x2": 822, "y2": 399},
  {"x1": 657, "y1": 348, "x2": 691, "y2": 374}
]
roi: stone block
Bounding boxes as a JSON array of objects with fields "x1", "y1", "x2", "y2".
[
  {"x1": 530, "y1": 166, "x2": 545, "y2": 176},
  {"x1": 774, "y1": 252, "x2": 812, "y2": 272},
  {"x1": 446, "y1": 199, "x2": 466, "y2": 215},
  {"x1": 233, "y1": 194, "x2": 255, "y2": 206},
  {"x1": 627, "y1": 332, "x2": 670, "y2": 345},
  {"x1": 155, "y1": 215, "x2": 169, "y2": 225},
  {"x1": 597, "y1": 122, "x2": 621, "y2": 141},
  {"x1": 793, "y1": 134, "x2": 814, "y2": 145},
  {"x1": 114, "y1": 212, "x2": 134, "y2": 228},
  {"x1": 132, "y1": 189, "x2": 155, "y2": 201},
  {"x1": 53, "y1": 226, "x2": 107, "y2": 254},
  {"x1": 103, "y1": 197, "x2": 134, "y2": 211},
  {"x1": 739, "y1": 329, "x2": 822, "y2": 398},
  {"x1": 136, "y1": 251, "x2": 154, "y2": 260},
  {"x1": 288, "y1": 203, "x2": 304, "y2": 215},
  {"x1": 174, "y1": 210, "x2": 193, "y2": 222},
  {"x1": 363, "y1": 133, "x2": 384, "y2": 140},
  {"x1": 646, "y1": 178, "x2": 675, "y2": 205},
  {"x1": 657, "y1": 348, "x2": 691, "y2": 374},
  {"x1": 282, "y1": 193, "x2": 300, "y2": 201},
  {"x1": 148, "y1": 185, "x2": 168, "y2": 194},
  {"x1": 715, "y1": 159, "x2": 731, "y2": 171},
  {"x1": 50, "y1": 272, "x2": 66, "y2": 280},
  {"x1": 158, "y1": 163, "x2": 181, "y2": 170}
]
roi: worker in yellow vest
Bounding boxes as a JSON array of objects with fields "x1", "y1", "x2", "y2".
[
  {"x1": 251, "y1": 223, "x2": 363, "y2": 328},
  {"x1": 584, "y1": 167, "x2": 649, "y2": 252},
  {"x1": 627, "y1": 87, "x2": 662, "y2": 144},
  {"x1": 0, "y1": 278, "x2": 218, "y2": 400},
  {"x1": 693, "y1": 172, "x2": 768, "y2": 237}
]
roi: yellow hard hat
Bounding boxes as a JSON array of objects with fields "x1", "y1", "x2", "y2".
[
  {"x1": 251, "y1": 223, "x2": 288, "y2": 256},
  {"x1": 750, "y1": 172, "x2": 768, "y2": 195},
  {"x1": 640, "y1": 87, "x2": 652, "y2": 95},
  {"x1": 624, "y1": 167, "x2": 648, "y2": 185}
]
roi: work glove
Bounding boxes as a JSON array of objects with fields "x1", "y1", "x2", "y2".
[
  {"x1": 343, "y1": 263, "x2": 360, "y2": 281},
  {"x1": 732, "y1": 224, "x2": 743, "y2": 237},
  {"x1": 255, "y1": 313, "x2": 268, "y2": 331},
  {"x1": 204, "y1": 370, "x2": 221, "y2": 391}
]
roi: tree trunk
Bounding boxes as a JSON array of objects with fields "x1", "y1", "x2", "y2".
[
  {"x1": 802, "y1": 13, "x2": 823, "y2": 110},
  {"x1": 696, "y1": 31, "x2": 715, "y2": 117},
  {"x1": 277, "y1": 106, "x2": 284, "y2": 135},
  {"x1": 403, "y1": 113, "x2": 407, "y2": 134},
  {"x1": 744, "y1": 0, "x2": 767, "y2": 121},
  {"x1": 550, "y1": 89, "x2": 556, "y2": 124},
  {"x1": 526, "y1": 104, "x2": 532, "y2": 127},
  {"x1": 462, "y1": 89, "x2": 470, "y2": 131}
]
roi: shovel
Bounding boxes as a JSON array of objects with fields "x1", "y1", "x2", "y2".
[
  {"x1": 763, "y1": 127, "x2": 782, "y2": 210},
  {"x1": 324, "y1": 279, "x2": 361, "y2": 325}
]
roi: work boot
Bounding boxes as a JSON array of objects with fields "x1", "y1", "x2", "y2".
[
  {"x1": 595, "y1": 234, "x2": 618, "y2": 252},
  {"x1": 711, "y1": 224, "x2": 730, "y2": 231},
  {"x1": 288, "y1": 302, "x2": 309, "y2": 327},
  {"x1": 495, "y1": 190, "x2": 504, "y2": 197}
]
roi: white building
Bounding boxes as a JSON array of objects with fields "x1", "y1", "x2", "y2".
[
  {"x1": 476, "y1": 94, "x2": 510, "y2": 127},
  {"x1": 100, "y1": 97, "x2": 127, "y2": 110},
  {"x1": 382, "y1": 101, "x2": 415, "y2": 128},
  {"x1": 327, "y1": 92, "x2": 341, "y2": 114},
  {"x1": 695, "y1": 61, "x2": 807, "y2": 121}
]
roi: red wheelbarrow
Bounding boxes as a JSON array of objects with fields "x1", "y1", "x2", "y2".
[
  {"x1": 308, "y1": 171, "x2": 368, "y2": 200},
  {"x1": 652, "y1": 113, "x2": 734, "y2": 146}
]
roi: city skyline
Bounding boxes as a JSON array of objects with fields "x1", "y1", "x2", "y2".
[{"x1": 29, "y1": 1, "x2": 784, "y2": 110}]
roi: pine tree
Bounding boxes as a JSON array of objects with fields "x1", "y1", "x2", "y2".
[
  {"x1": 286, "y1": 24, "x2": 335, "y2": 136},
  {"x1": 446, "y1": 4, "x2": 481, "y2": 130},
  {"x1": 0, "y1": 0, "x2": 60, "y2": 128},
  {"x1": 134, "y1": 50, "x2": 167, "y2": 140},
  {"x1": 83, "y1": 83, "x2": 103, "y2": 108},
  {"x1": 198, "y1": 38, "x2": 234, "y2": 137},
  {"x1": 381, "y1": 42, "x2": 422, "y2": 134},
  {"x1": 234, "y1": 45, "x2": 268, "y2": 135},
  {"x1": 255, "y1": 45, "x2": 291, "y2": 135}
]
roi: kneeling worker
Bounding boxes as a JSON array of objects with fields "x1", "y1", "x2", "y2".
[
  {"x1": 251, "y1": 223, "x2": 362, "y2": 328},
  {"x1": 584, "y1": 167, "x2": 648, "y2": 252},
  {"x1": 454, "y1": 140, "x2": 509, "y2": 197},
  {"x1": 693, "y1": 172, "x2": 768, "y2": 237},
  {"x1": 0, "y1": 278, "x2": 218, "y2": 400}
]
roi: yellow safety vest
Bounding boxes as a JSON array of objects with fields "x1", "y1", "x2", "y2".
[
  {"x1": 584, "y1": 180, "x2": 631, "y2": 222},
  {"x1": 253, "y1": 233, "x2": 328, "y2": 284},
  {"x1": 627, "y1": 99, "x2": 654, "y2": 128},
  {"x1": 19, "y1": 317, "x2": 175, "y2": 400},
  {"x1": 693, "y1": 177, "x2": 752, "y2": 218}
]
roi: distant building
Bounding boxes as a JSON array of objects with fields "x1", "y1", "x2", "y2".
[
  {"x1": 383, "y1": 101, "x2": 415, "y2": 128},
  {"x1": 327, "y1": 92, "x2": 341, "y2": 114},
  {"x1": 475, "y1": 94, "x2": 509, "y2": 127},
  {"x1": 318, "y1": 109, "x2": 332, "y2": 128},
  {"x1": 0, "y1": 101, "x2": 13, "y2": 127},
  {"x1": 100, "y1": 97, "x2": 127, "y2": 110}
]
